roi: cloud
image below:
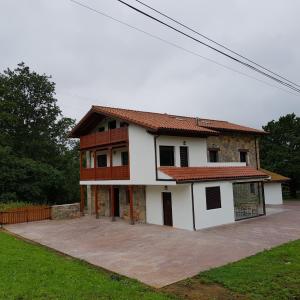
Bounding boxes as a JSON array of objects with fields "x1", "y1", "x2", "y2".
[{"x1": 0, "y1": 0, "x2": 299, "y2": 128}]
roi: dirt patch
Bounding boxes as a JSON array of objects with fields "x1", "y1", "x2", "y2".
[{"x1": 162, "y1": 277, "x2": 248, "y2": 300}]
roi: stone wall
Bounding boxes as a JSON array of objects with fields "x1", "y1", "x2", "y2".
[
  {"x1": 120, "y1": 186, "x2": 146, "y2": 223},
  {"x1": 94, "y1": 186, "x2": 146, "y2": 223},
  {"x1": 207, "y1": 134, "x2": 260, "y2": 168},
  {"x1": 51, "y1": 203, "x2": 80, "y2": 220}
]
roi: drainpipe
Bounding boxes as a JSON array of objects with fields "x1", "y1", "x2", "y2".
[
  {"x1": 154, "y1": 135, "x2": 159, "y2": 180},
  {"x1": 255, "y1": 137, "x2": 259, "y2": 170},
  {"x1": 190, "y1": 183, "x2": 196, "y2": 231},
  {"x1": 262, "y1": 182, "x2": 266, "y2": 216}
]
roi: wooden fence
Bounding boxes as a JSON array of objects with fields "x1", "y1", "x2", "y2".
[{"x1": 0, "y1": 206, "x2": 51, "y2": 226}]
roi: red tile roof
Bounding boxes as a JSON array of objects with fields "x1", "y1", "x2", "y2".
[
  {"x1": 70, "y1": 106, "x2": 266, "y2": 137},
  {"x1": 259, "y1": 168, "x2": 290, "y2": 182},
  {"x1": 159, "y1": 166, "x2": 269, "y2": 182}
]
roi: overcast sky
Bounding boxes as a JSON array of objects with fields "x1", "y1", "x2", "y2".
[{"x1": 1, "y1": 0, "x2": 299, "y2": 129}]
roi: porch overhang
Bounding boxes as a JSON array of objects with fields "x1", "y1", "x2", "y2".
[{"x1": 159, "y1": 166, "x2": 269, "y2": 183}]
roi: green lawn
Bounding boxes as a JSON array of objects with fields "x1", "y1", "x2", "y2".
[
  {"x1": 0, "y1": 231, "x2": 175, "y2": 300},
  {"x1": 199, "y1": 239, "x2": 300, "y2": 300},
  {"x1": 2, "y1": 230, "x2": 300, "y2": 300}
]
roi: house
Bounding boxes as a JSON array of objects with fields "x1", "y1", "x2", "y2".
[
  {"x1": 69, "y1": 105, "x2": 285, "y2": 231},
  {"x1": 260, "y1": 168, "x2": 289, "y2": 205}
]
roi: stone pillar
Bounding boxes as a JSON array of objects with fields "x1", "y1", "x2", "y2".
[{"x1": 86, "y1": 185, "x2": 92, "y2": 215}]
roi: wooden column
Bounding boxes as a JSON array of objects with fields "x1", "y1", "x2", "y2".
[
  {"x1": 80, "y1": 151, "x2": 83, "y2": 170},
  {"x1": 109, "y1": 147, "x2": 113, "y2": 179},
  {"x1": 110, "y1": 185, "x2": 115, "y2": 222},
  {"x1": 93, "y1": 151, "x2": 97, "y2": 179},
  {"x1": 129, "y1": 186, "x2": 134, "y2": 225},
  {"x1": 95, "y1": 185, "x2": 99, "y2": 219},
  {"x1": 80, "y1": 185, "x2": 85, "y2": 215}
]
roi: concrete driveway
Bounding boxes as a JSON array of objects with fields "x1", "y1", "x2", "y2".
[{"x1": 5, "y1": 202, "x2": 300, "y2": 288}]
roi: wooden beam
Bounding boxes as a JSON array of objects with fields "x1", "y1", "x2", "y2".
[
  {"x1": 129, "y1": 186, "x2": 134, "y2": 225},
  {"x1": 109, "y1": 147, "x2": 113, "y2": 178},
  {"x1": 80, "y1": 151, "x2": 83, "y2": 170},
  {"x1": 110, "y1": 185, "x2": 115, "y2": 222},
  {"x1": 80, "y1": 185, "x2": 85, "y2": 215},
  {"x1": 95, "y1": 185, "x2": 99, "y2": 219},
  {"x1": 93, "y1": 150, "x2": 97, "y2": 178}
]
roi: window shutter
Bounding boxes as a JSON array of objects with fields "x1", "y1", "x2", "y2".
[
  {"x1": 206, "y1": 186, "x2": 221, "y2": 210},
  {"x1": 180, "y1": 146, "x2": 189, "y2": 167}
]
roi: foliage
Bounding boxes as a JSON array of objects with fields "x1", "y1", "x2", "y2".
[
  {"x1": 0, "y1": 232, "x2": 175, "y2": 300},
  {"x1": 199, "y1": 239, "x2": 300, "y2": 300},
  {"x1": 0, "y1": 63, "x2": 79, "y2": 204},
  {"x1": 260, "y1": 113, "x2": 300, "y2": 197},
  {"x1": 0, "y1": 201, "x2": 34, "y2": 211}
]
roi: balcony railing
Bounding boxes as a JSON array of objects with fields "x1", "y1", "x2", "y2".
[
  {"x1": 80, "y1": 166, "x2": 130, "y2": 181},
  {"x1": 80, "y1": 127, "x2": 128, "y2": 149}
]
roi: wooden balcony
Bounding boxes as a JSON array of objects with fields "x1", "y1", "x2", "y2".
[
  {"x1": 80, "y1": 127, "x2": 128, "y2": 149},
  {"x1": 80, "y1": 166, "x2": 130, "y2": 181}
]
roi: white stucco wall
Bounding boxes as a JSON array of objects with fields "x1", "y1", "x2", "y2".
[
  {"x1": 128, "y1": 125, "x2": 157, "y2": 184},
  {"x1": 193, "y1": 181, "x2": 235, "y2": 229},
  {"x1": 146, "y1": 185, "x2": 193, "y2": 230},
  {"x1": 156, "y1": 135, "x2": 207, "y2": 170},
  {"x1": 264, "y1": 182, "x2": 283, "y2": 205}
]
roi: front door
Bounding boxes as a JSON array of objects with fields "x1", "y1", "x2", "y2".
[
  {"x1": 114, "y1": 188, "x2": 120, "y2": 217},
  {"x1": 162, "y1": 192, "x2": 173, "y2": 226}
]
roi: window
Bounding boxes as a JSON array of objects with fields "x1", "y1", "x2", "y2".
[
  {"x1": 209, "y1": 150, "x2": 219, "y2": 162},
  {"x1": 98, "y1": 126, "x2": 105, "y2": 132},
  {"x1": 250, "y1": 183, "x2": 255, "y2": 194},
  {"x1": 206, "y1": 186, "x2": 221, "y2": 210},
  {"x1": 121, "y1": 151, "x2": 129, "y2": 166},
  {"x1": 240, "y1": 151, "x2": 248, "y2": 164},
  {"x1": 180, "y1": 146, "x2": 189, "y2": 167},
  {"x1": 120, "y1": 122, "x2": 129, "y2": 127},
  {"x1": 159, "y1": 146, "x2": 175, "y2": 166},
  {"x1": 97, "y1": 154, "x2": 107, "y2": 167},
  {"x1": 108, "y1": 120, "x2": 117, "y2": 130}
]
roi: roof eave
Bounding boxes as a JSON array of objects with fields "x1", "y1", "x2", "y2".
[{"x1": 175, "y1": 175, "x2": 269, "y2": 183}]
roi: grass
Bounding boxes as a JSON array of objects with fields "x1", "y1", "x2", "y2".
[
  {"x1": 2, "y1": 229, "x2": 300, "y2": 300},
  {"x1": 0, "y1": 231, "x2": 176, "y2": 300},
  {"x1": 0, "y1": 201, "x2": 35, "y2": 211},
  {"x1": 198, "y1": 239, "x2": 300, "y2": 300}
]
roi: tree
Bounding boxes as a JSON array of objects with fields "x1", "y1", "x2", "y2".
[
  {"x1": 0, "y1": 63, "x2": 79, "y2": 204},
  {"x1": 260, "y1": 114, "x2": 300, "y2": 198}
]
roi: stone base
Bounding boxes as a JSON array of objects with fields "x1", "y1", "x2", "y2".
[{"x1": 51, "y1": 203, "x2": 80, "y2": 220}]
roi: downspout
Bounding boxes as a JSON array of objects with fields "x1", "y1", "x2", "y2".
[
  {"x1": 191, "y1": 183, "x2": 196, "y2": 231},
  {"x1": 154, "y1": 135, "x2": 159, "y2": 180},
  {"x1": 262, "y1": 182, "x2": 266, "y2": 216},
  {"x1": 254, "y1": 137, "x2": 259, "y2": 170}
]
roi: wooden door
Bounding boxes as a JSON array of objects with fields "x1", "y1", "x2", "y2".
[
  {"x1": 114, "y1": 188, "x2": 120, "y2": 217},
  {"x1": 162, "y1": 192, "x2": 173, "y2": 226}
]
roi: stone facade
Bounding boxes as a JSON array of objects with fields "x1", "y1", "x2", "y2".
[
  {"x1": 51, "y1": 203, "x2": 80, "y2": 220},
  {"x1": 207, "y1": 134, "x2": 260, "y2": 168},
  {"x1": 90, "y1": 185, "x2": 146, "y2": 223}
]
